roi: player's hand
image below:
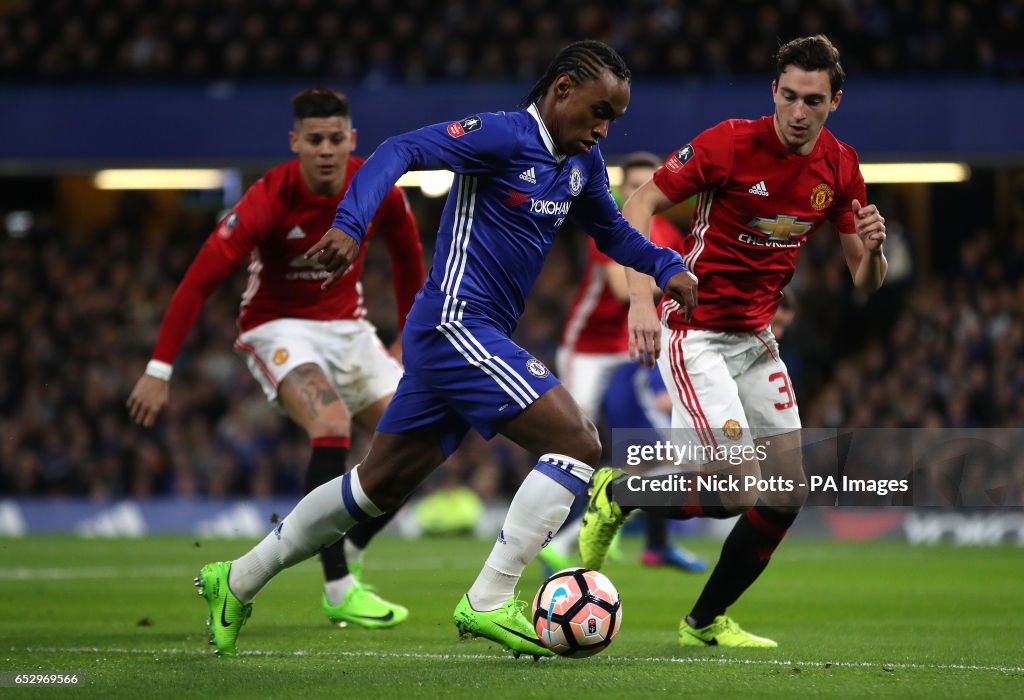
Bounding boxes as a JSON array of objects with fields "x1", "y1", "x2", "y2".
[
  {"x1": 628, "y1": 298, "x2": 662, "y2": 368},
  {"x1": 305, "y1": 227, "x2": 360, "y2": 289},
  {"x1": 663, "y1": 270, "x2": 698, "y2": 321},
  {"x1": 126, "y1": 374, "x2": 169, "y2": 427},
  {"x1": 852, "y1": 199, "x2": 886, "y2": 254}
]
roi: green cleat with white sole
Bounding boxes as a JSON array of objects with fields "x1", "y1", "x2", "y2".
[
  {"x1": 679, "y1": 615, "x2": 778, "y2": 648},
  {"x1": 322, "y1": 582, "x2": 408, "y2": 629},
  {"x1": 194, "y1": 561, "x2": 252, "y2": 657},
  {"x1": 453, "y1": 594, "x2": 553, "y2": 659}
]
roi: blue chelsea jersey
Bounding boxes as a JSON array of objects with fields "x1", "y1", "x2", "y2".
[{"x1": 334, "y1": 104, "x2": 687, "y2": 335}]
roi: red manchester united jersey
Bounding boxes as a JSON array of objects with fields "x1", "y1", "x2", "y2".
[
  {"x1": 563, "y1": 216, "x2": 686, "y2": 354},
  {"x1": 653, "y1": 116, "x2": 865, "y2": 332},
  {"x1": 151, "y1": 157, "x2": 424, "y2": 364}
]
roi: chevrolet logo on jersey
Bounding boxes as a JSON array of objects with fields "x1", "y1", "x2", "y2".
[{"x1": 746, "y1": 215, "x2": 813, "y2": 241}]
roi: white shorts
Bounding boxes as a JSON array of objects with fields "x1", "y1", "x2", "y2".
[
  {"x1": 234, "y1": 318, "x2": 403, "y2": 416},
  {"x1": 556, "y1": 348, "x2": 629, "y2": 420},
  {"x1": 657, "y1": 328, "x2": 801, "y2": 463}
]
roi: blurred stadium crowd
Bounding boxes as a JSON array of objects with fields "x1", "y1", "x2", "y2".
[
  {"x1": 2, "y1": 0, "x2": 1022, "y2": 83},
  {"x1": 2, "y1": 184, "x2": 1023, "y2": 501}
]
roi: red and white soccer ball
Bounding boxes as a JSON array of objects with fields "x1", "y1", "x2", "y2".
[{"x1": 532, "y1": 567, "x2": 622, "y2": 658}]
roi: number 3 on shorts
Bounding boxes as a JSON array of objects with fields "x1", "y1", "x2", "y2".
[{"x1": 768, "y1": 371, "x2": 795, "y2": 410}]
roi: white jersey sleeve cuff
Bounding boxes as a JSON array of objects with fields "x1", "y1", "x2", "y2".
[{"x1": 145, "y1": 359, "x2": 173, "y2": 381}]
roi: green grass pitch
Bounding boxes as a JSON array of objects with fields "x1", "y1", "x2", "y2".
[{"x1": 1, "y1": 535, "x2": 1021, "y2": 698}]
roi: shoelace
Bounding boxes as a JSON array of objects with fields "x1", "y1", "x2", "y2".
[
  {"x1": 350, "y1": 585, "x2": 390, "y2": 608},
  {"x1": 510, "y1": 594, "x2": 528, "y2": 616},
  {"x1": 717, "y1": 617, "x2": 741, "y2": 634}
]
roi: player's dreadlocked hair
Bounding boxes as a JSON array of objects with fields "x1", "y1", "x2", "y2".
[
  {"x1": 523, "y1": 40, "x2": 631, "y2": 107},
  {"x1": 774, "y1": 35, "x2": 846, "y2": 96},
  {"x1": 292, "y1": 87, "x2": 350, "y2": 122}
]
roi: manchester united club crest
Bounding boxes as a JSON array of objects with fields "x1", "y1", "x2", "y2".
[
  {"x1": 569, "y1": 167, "x2": 584, "y2": 196},
  {"x1": 810, "y1": 183, "x2": 834, "y2": 211},
  {"x1": 722, "y1": 419, "x2": 743, "y2": 440},
  {"x1": 272, "y1": 348, "x2": 290, "y2": 365}
]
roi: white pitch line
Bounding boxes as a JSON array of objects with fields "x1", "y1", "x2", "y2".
[
  {"x1": 0, "y1": 565, "x2": 191, "y2": 581},
  {"x1": 0, "y1": 556, "x2": 482, "y2": 581},
  {"x1": 10, "y1": 647, "x2": 1023, "y2": 675}
]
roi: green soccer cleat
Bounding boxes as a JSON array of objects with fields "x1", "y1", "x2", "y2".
[
  {"x1": 578, "y1": 467, "x2": 626, "y2": 570},
  {"x1": 194, "y1": 561, "x2": 253, "y2": 657},
  {"x1": 679, "y1": 615, "x2": 778, "y2": 648},
  {"x1": 322, "y1": 582, "x2": 409, "y2": 629},
  {"x1": 453, "y1": 594, "x2": 554, "y2": 659}
]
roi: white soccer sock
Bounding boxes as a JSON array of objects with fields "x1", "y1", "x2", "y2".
[
  {"x1": 324, "y1": 574, "x2": 357, "y2": 606},
  {"x1": 547, "y1": 517, "x2": 583, "y2": 556},
  {"x1": 467, "y1": 454, "x2": 593, "y2": 610},
  {"x1": 343, "y1": 538, "x2": 365, "y2": 568},
  {"x1": 228, "y1": 465, "x2": 382, "y2": 602}
]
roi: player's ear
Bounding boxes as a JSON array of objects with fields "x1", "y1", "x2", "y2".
[
  {"x1": 553, "y1": 74, "x2": 574, "y2": 101},
  {"x1": 830, "y1": 89, "x2": 843, "y2": 112},
  {"x1": 289, "y1": 130, "x2": 299, "y2": 155},
  {"x1": 349, "y1": 128, "x2": 358, "y2": 150},
  {"x1": 770, "y1": 80, "x2": 778, "y2": 99}
]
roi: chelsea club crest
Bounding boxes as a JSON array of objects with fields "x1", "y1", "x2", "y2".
[
  {"x1": 526, "y1": 358, "x2": 550, "y2": 378},
  {"x1": 569, "y1": 167, "x2": 583, "y2": 196}
]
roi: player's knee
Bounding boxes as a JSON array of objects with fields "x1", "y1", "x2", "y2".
[
  {"x1": 567, "y1": 417, "x2": 602, "y2": 466},
  {"x1": 307, "y1": 418, "x2": 351, "y2": 440},
  {"x1": 541, "y1": 410, "x2": 601, "y2": 466},
  {"x1": 790, "y1": 480, "x2": 810, "y2": 508},
  {"x1": 753, "y1": 480, "x2": 808, "y2": 512},
  {"x1": 359, "y1": 471, "x2": 401, "y2": 513},
  {"x1": 722, "y1": 488, "x2": 760, "y2": 514},
  {"x1": 772, "y1": 480, "x2": 809, "y2": 512}
]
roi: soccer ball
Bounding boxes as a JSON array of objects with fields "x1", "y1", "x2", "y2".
[{"x1": 532, "y1": 567, "x2": 622, "y2": 657}]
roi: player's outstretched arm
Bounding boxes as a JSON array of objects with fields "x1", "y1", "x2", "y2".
[
  {"x1": 125, "y1": 216, "x2": 250, "y2": 426},
  {"x1": 620, "y1": 180, "x2": 690, "y2": 367},
  {"x1": 842, "y1": 199, "x2": 888, "y2": 294},
  {"x1": 317, "y1": 115, "x2": 515, "y2": 289}
]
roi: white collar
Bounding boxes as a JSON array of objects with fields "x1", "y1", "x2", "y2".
[{"x1": 527, "y1": 103, "x2": 566, "y2": 163}]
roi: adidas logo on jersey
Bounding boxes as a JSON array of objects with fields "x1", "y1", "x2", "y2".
[
  {"x1": 748, "y1": 180, "x2": 769, "y2": 197},
  {"x1": 286, "y1": 225, "x2": 306, "y2": 239},
  {"x1": 519, "y1": 167, "x2": 537, "y2": 184}
]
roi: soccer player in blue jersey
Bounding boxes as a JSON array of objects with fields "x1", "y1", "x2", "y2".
[{"x1": 196, "y1": 40, "x2": 698, "y2": 659}]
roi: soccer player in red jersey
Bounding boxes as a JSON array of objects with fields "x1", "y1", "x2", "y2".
[
  {"x1": 126, "y1": 88, "x2": 424, "y2": 629},
  {"x1": 543, "y1": 152, "x2": 705, "y2": 574},
  {"x1": 558, "y1": 152, "x2": 686, "y2": 420},
  {"x1": 580, "y1": 35, "x2": 888, "y2": 647}
]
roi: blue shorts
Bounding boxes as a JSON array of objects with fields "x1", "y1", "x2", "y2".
[{"x1": 377, "y1": 318, "x2": 561, "y2": 458}]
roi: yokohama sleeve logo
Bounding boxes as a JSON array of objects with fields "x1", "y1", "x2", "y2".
[{"x1": 447, "y1": 115, "x2": 482, "y2": 138}]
